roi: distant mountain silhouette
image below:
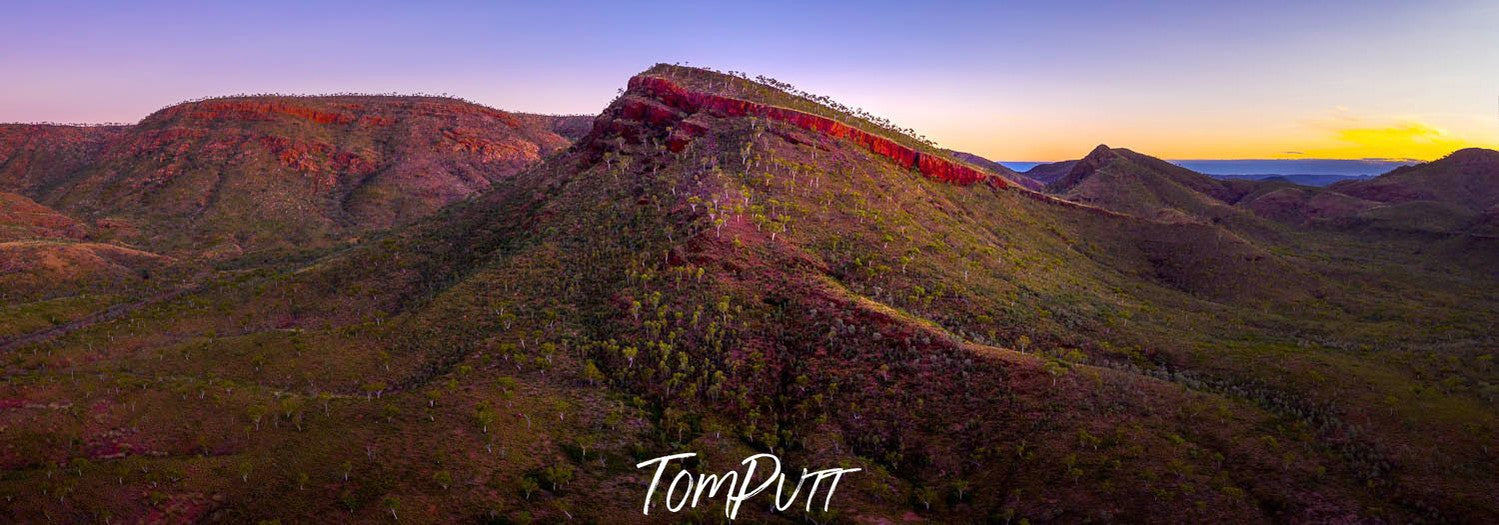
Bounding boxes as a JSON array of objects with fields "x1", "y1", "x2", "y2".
[{"x1": 1207, "y1": 173, "x2": 1372, "y2": 187}]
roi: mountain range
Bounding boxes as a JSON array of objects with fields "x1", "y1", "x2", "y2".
[{"x1": 1, "y1": 65, "x2": 1496, "y2": 523}]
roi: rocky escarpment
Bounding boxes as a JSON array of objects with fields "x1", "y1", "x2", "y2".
[{"x1": 599, "y1": 74, "x2": 1005, "y2": 187}]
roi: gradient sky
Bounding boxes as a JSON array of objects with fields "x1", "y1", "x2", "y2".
[{"x1": 3, "y1": 0, "x2": 1497, "y2": 161}]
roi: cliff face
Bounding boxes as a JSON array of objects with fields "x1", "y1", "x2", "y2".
[{"x1": 603, "y1": 75, "x2": 1004, "y2": 187}]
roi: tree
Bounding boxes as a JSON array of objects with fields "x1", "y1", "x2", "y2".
[
  {"x1": 475, "y1": 404, "x2": 497, "y2": 434},
  {"x1": 541, "y1": 464, "x2": 574, "y2": 491},
  {"x1": 237, "y1": 459, "x2": 254, "y2": 483},
  {"x1": 951, "y1": 479, "x2": 970, "y2": 502},
  {"x1": 622, "y1": 346, "x2": 638, "y2": 369},
  {"x1": 519, "y1": 476, "x2": 539, "y2": 500},
  {"x1": 433, "y1": 470, "x2": 453, "y2": 491},
  {"x1": 582, "y1": 360, "x2": 604, "y2": 386},
  {"x1": 280, "y1": 396, "x2": 306, "y2": 431},
  {"x1": 575, "y1": 435, "x2": 596, "y2": 459},
  {"x1": 916, "y1": 486, "x2": 938, "y2": 511},
  {"x1": 247, "y1": 404, "x2": 268, "y2": 431},
  {"x1": 382, "y1": 495, "x2": 401, "y2": 520}
]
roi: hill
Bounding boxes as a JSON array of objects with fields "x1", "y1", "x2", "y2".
[
  {"x1": 0, "y1": 124, "x2": 127, "y2": 194},
  {"x1": 1331, "y1": 148, "x2": 1499, "y2": 212},
  {"x1": 1042, "y1": 145, "x2": 1274, "y2": 226},
  {"x1": 0, "y1": 66, "x2": 1495, "y2": 523},
  {"x1": 0, "y1": 98, "x2": 591, "y2": 256},
  {"x1": 0, "y1": 191, "x2": 86, "y2": 241},
  {"x1": 1207, "y1": 173, "x2": 1371, "y2": 187},
  {"x1": 1227, "y1": 148, "x2": 1499, "y2": 235},
  {"x1": 1021, "y1": 159, "x2": 1077, "y2": 185}
]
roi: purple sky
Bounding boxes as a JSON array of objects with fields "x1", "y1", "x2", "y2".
[{"x1": 3, "y1": 0, "x2": 1496, "y2": 161}]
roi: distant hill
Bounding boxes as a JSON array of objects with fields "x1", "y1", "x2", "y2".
[
  {"x1": 1206, "y1": 173, "x2": 1372, "y2": 187},
  {"x1": 1021, "y1": 159, "x2": 1078, "y2": 185},
  {"x1": 1041, "y1": 144, "x2": 1272, "y2": 227},
  {"x1": 0, "y1": 124, "x2": 127, "y2": 194},
  {"x1": 1001, "y1": 158, "x2": 1409, "y2": 188},
  {"x1": 1172, "y1": 158, "x2": 1415, "y2": 178},
  {"x1": 1013, "y1": 149, "x2": 1498, "y2": 236},
  {"x1": 1331, "y1": 148, "x2": 1499, "y2": 212},
  {"x1": 1226, "y1": 148, "x2": 1499, "y2": 235},
  {"x1": 0, "y1": 98, "x2": 592, "y2": 255}
]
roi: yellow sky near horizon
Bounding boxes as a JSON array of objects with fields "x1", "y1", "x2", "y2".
[
  {"x1": 937, "y1": 110, "x2": 1499, "y2": 162},
  {"x1": 5, "y1": 2, "x2": 1497, "y2": 164}
]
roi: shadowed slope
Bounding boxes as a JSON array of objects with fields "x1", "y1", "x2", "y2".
[{"x1": 1332, "y1": 148, "x2": 1499, "y2": 212}]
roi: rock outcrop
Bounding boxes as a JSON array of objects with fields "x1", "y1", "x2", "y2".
[{"x1": 607, "y1": 75, "x2": 1004, "y2": 187}]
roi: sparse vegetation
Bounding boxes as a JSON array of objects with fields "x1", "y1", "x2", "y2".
[{"x1": 0, "y1": 64, "x2": 1494, "y2": 523}]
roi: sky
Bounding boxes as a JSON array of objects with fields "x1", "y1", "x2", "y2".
[{"x1": 2, "y1": 0, "x2": 1497, "y2": 162}]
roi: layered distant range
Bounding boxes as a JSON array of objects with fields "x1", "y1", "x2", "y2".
[{"x1": 1000, "y1": 158, "x2": 1416, "y2": 187}]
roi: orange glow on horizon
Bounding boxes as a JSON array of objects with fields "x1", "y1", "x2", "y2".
[{"x1": 943, "y1": 116, "x2": 1498, "y2": 163}]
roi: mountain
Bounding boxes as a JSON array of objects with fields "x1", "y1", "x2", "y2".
[
  {"x1": 1041, "y1": 144, "x2": 1274, "y2": 226},
  {"x1": 0, "y1": 98, "x2": 592, "y2": 256},
  {"x1": 0, "y1": 66, "x2": 1496, "y2": 523},
  {"x1": 1235, "y1": 185, "x2": 1381, "y2": 224}
]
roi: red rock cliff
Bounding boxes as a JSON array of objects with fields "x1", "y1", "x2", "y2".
[{"x1": 618, "y1": 75, "x2": 1003, "y2": 188}]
